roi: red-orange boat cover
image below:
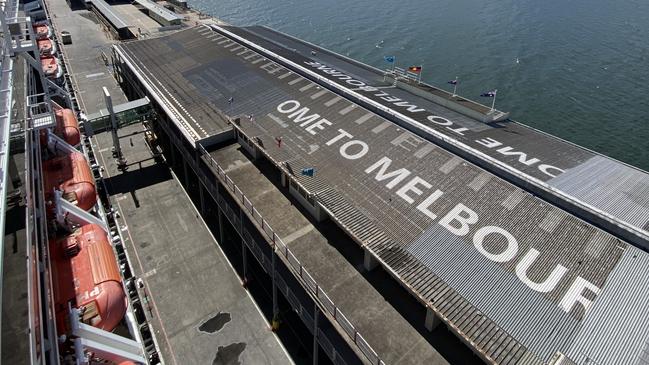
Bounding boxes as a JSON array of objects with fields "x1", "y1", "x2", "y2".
[
  {"x1": 50, "y1": 224, "x2": 127, "y2": 332},
  {"x1": 43, "y1": 151, "x2": 96, "y2": 211},
  {"x1": 33, "y1": 23, "x2": 51, "y2": 40},
  {"x1": 55, "y1": 108, "x2": 81, "y2": 146},
  {"x1": 40, "y1": 56, "x2": 59, "y2": 76},
  {"x1": 37, "y1": 38, "x2": 54, "y2": 55}
]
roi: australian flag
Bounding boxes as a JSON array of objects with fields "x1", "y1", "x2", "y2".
[
  {"x1": 480, "y1": 89, "x2": 497, "y2": 97},
  {"x1": 384, "y1": 55, "x2": 395, "y2": 63},
  {"x1": 447, "y1": 79, "x2": 458, "y2": 85}
]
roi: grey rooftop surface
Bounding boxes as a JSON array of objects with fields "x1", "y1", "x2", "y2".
[
  {"x1": 117, "y1": 34, "x2": 231, "y2": 144},
  {"x1": 114, "y1": 26, "x2": 649, "y2": 365},
  {"x1": 206, "y1": 143, "x2": 450, "y2": 365},
  {"x1": 111, "y1": 3, "x2": 162, "y2": 35},
  {"x1": 226, "y1": 25, "x2": 649, "y2": 250},
  {"x1": 45, "y1": 0, "x2": 128, "y2": 115},
  {"x1": 87, "y1": 0, "x2": 131, "y2": 30},
  {"x1": 133, "y1": 0, "x2": 183, "y2": 23},
  {"x1": 93, "y1": 123, "x2": 292, "y2": 365}
]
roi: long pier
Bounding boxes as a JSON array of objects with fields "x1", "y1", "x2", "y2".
[{"x1": 111, "y1": 25, "x2": 649, "y2": 365}]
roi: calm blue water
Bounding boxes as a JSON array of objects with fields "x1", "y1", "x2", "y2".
[{"x1": 189, "y1": 0, "x2": 649, "y2": 170}]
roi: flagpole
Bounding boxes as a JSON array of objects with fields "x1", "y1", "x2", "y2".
[
  {"x1": 491, "y1": 90, "x2": 497, "y2": 111},
  {"x1": 418, "y1": 66, "x2": 423, "y2": 84},
  {"x1": 452, "y1": 76, "x2": 458, "y2": 97}
]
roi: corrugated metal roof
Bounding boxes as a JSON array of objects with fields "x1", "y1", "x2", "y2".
[
  {"x1": 117, "y1": 26, "x2": 649, "y2": 365},
  {"x1": 133, "y1": 0, "x2": 182, "y2": 23},
  {"x1": 565, "y1": 247, "x2": 649, "y2": 365},
  {"x1": 226, "y1": 25, "x2": 649, "y2": 251},
  {"x1": 117, "y1": 31, "x2": 231, "y2": 142},
  {"x1": 89, "y1": 0, "x2": 131, "y2": 29},
  {"x1": 549, "y1": 156, "x2": 649, "y2": 229}
]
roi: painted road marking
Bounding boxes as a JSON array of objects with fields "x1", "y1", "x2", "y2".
[
  {"x1": 299, "y1": 83, "x2": 315, "y2": 92},
  {"x1": 354, "y1": 112, "x2": 374, "y2": 125},
  {"x1": 371, "y1": 121, "x2": 391, "y2": 133},
  {"x1": 310, "y1": 89, "x2": 328, "y2": 100},
  {"x1": 268, "y1": 114, "x2": 288, "y2": 128},
  {"x1": 278, "y1": 72, "x2": 292, "y2": 79},
  {"x1": 324, "y1": 96, "x2": 342, "y2": 107},
  {"x1": 288, "y1": 77, "x2": 303, "y2": 85},
  {"x1": 339, "y1": 104, "x2": 356, "y2": 115}
]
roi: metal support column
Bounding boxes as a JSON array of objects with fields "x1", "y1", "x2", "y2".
[
  {"x1": 196, "y1": 150, "x2": 205, "y2": 214},
  {"x1": 183, "y1": 158, "x2": 189, "y2": 187},
  {"x1": 199, "y1": 183, "x2": 205, "y2": 214},
  {"x1": 271, "y1": 248, "x2": 279, "y2": 331},
  {"x1": 170, "y1": 140, "x2": 176, "y2": 167},
  {"x1": 104, "y1": 87, "x2": 127, "y2": 170},
  {"x1": 242, "y1": 239, "x2": 248, "y2": 287},
  {"x1": 70, "y1": 308, "x2": 145, "y2": 364},
  {"x1": 313, "y1": 304, "x2": 320, "y2": 365},
  {"x1": 218, "y1": 209, "x2": 224, "y2": 244},
  {"x1": 240, "y1": 208, "x2": 248, "y2": 286}
]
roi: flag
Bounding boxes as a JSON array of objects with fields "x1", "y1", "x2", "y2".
[
  {"x1": 301, "y1": 167, "x2": 315, "y2": 177},
  {"x1": 481, "y1": 89, "x2": 497, "y2": 97},
  {"x1": 447, "y1": 79, "x2": 458, "y2": 85},
  {"x1": 228, "y1": 96, "x2": 234, "y2": 104},
  {"x1": 384, "y1": 55, "x2": 395, "y2": 63},
  {"x1": 408, "y1": 66, "x2": 422, "y2": 73}
]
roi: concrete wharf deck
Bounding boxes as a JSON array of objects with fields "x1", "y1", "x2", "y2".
[{"x1": 93, "y1": 123, "x2": 292, "y2": 364}]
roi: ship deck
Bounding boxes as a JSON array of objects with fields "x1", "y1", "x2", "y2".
[
  {"x1": 43, "y1": 0, "x2": 295, "y2": 362},
  {"x1": 115, "y1": 26, "x2": 649, "y2": 365}
]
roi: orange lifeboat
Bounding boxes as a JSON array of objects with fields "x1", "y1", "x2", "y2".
[
  {"x1": 33, "y1": 21, "x2": 52, "y2": 40},
  {"x1": 50, "y1": 224, "x2": 127, "y2": 332},
  {"x1": 40, "y1": 55, "x2": 63, "y2": 81},
  {"x1": 37, "y1": 38, "x2": 57, "y2": 56},
  {"x1": 54, "y1": 108, "x2": 81, "y2": 146},
  {"x1": 39, "y1": 106, "x2": 81, "y2": 146},
  {"x1": 43, "y1": 151, "x2": 96, "y2": 211}
]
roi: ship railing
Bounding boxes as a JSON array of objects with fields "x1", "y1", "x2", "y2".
[
  {"x1": 0, "y1": 4, "x2": 17, "y2": 359},
  {"x1": 198, "y1": 143, "x2": 385, "y2": 365}
]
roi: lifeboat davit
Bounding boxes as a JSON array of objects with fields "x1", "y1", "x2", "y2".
[
  {"x1": 41, "y1": 55, "x2": 63, "y2": 81},
  {"x1": 50, "y1": 224, "x2": 127, "y2": 332},
  {"x1": 43, "y1": 151, "x2": 96, "y2": 211},
  {"x1": 33, "y1": 21, "x2": 52, "y2": 40},
  {"x1": 37, "y1": 38, "x2": 57, "y2": 56}
]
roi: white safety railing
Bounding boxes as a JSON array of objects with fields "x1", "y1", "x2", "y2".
[{"x1": 197, "y1": 143, "x2": 385, "y2": 365}]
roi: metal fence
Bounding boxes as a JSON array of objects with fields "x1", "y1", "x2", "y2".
[{"x1": 197, "y1": 143, "x2": 385, "y2": 365}]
